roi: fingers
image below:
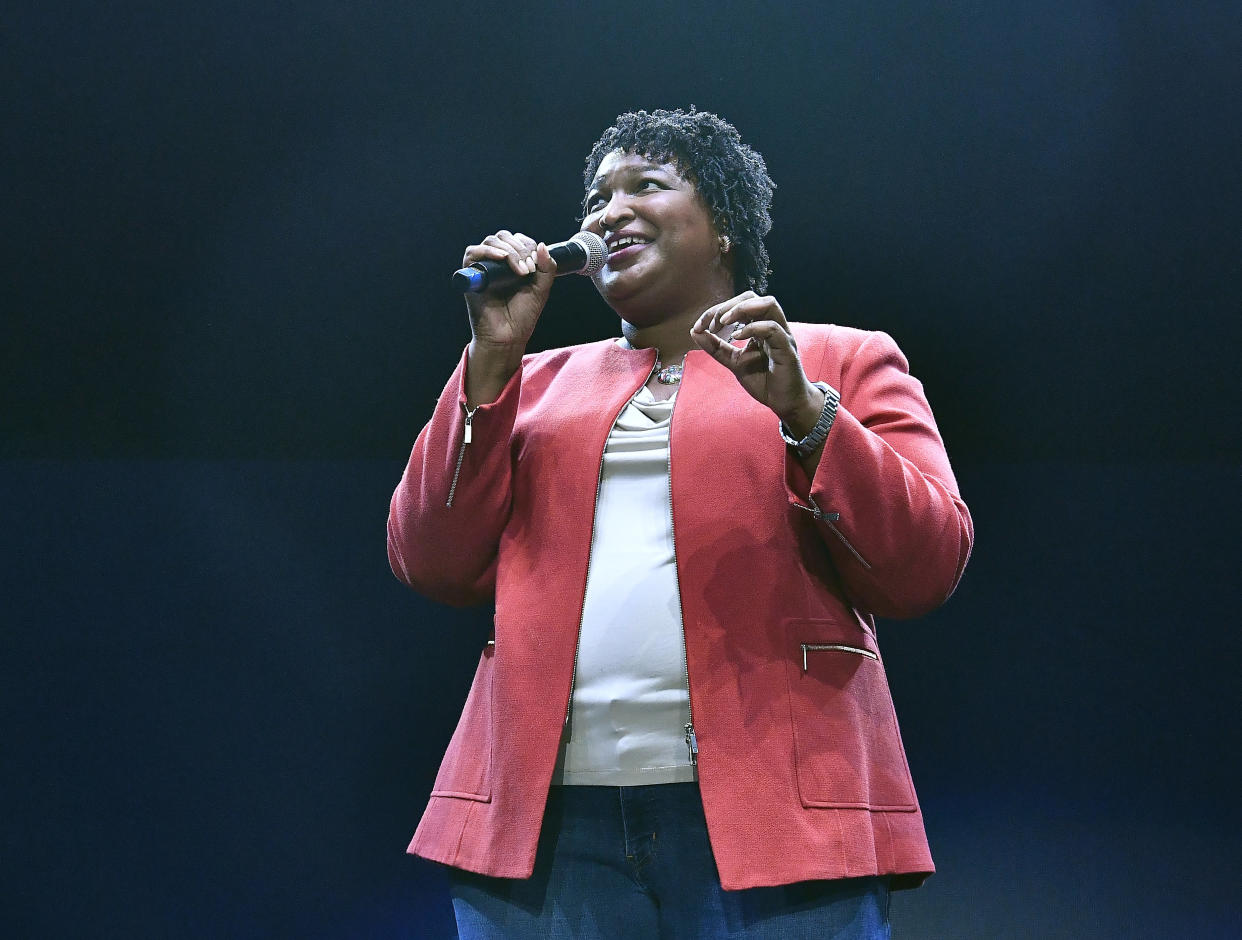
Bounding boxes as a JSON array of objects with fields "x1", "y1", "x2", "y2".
[
  {"x1": 692, "y1": 293, "x2": 796, "y2": 357},
  {"x1": 532, "y1": 241, "x2": 555, "y2": 275},
  {"x1": 493, "y1": 230, "x2": 538, "y2": 275},
  {"x1": 690, "y1": 323, "x2": 733, "y2": 357},
  {"x1": 463, "y1": 230, "x2": 541, "y2": 276},
  {"x1": 692, "y1": 293, "x2": 791, "y2": 339},
  {"x1": 690, "y1": 291, "x2": 756, "y2": 336},
  {"x1": 730, "y1": 320, "x2": 796, "y2": 356},
  {"x1": 690, "y1": 317, "x2": 770, "y2": 370}
]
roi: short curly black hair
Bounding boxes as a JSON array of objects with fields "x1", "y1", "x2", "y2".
[{"x1": 582, "y1": 107, "x2": 775, "y2": 294}]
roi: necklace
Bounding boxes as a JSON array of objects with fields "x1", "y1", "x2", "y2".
[{"x1": 653, "y1": 358, "x2": 683, "y2": 385}]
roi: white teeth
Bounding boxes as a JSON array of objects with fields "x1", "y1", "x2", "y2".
[{"x1": 610, "y1": 236, "x2": 647, "y2": 252}]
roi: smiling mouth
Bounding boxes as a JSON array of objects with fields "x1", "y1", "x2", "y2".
[{"x1": 606, "y1": 236, "x2": 651, "y2": 261}]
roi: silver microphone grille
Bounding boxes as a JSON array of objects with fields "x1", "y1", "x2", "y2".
[{"x1": 570, "y1": 231, "x2": 608, "y2": 276}]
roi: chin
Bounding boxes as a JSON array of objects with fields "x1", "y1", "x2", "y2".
[
  {"x1": 593, "y1": 277, "x2": 641, "y2": 310},
  {"x1": 597, "y1": 266, "x2": 668, "y2": 310}
]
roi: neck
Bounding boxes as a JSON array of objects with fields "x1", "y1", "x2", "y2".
[
  {"x1": 620, "y1": 320, "x2": 694, "y2": 365},
  {"x1": 618, "y1": 283, "x2": 735, "y2": 364}
]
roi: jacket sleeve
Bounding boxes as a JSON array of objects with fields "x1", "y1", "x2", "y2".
[
  {"x1": 387, "y1": 346, "x2": 522, "y2": 606},
  {"x1": 788, "y1": 328, "x2": 974, "y2": 619}
]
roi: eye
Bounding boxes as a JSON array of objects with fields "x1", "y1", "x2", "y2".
[
  {"x1": 585, "y1": 192, "x2": 606, "y2": 212},
  {"x1": 635, "y1": 178, "x2": 663, "y2": 193}
]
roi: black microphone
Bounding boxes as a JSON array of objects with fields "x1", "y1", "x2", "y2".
[{"x1": 452, "y1": 232, "x2": 608, "y2": 293}]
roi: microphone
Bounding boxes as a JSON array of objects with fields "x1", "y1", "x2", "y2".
[{"x1": 452, "y1": 232, "x2": 608, "y2": 293}]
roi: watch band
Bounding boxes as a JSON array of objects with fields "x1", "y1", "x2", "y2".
[{"x1": 779, "y1": 381, "x2": 840, "y2": 458}]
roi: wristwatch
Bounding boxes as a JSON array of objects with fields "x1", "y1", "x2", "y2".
[{"x1": 779, "y1": 381, "x2": 840, "y2": 458}]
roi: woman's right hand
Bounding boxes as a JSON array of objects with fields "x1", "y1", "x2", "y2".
[
  {"x1": 463, "y1": 230, "x2": 556, "y2": 351},
  {"x1": 462, "y1": 231, "x2": 555, "y2": 406}
]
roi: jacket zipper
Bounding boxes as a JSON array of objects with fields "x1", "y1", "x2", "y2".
[
  {"x1": 564, "y1": 366, "x2": 655, "y2": 726},
  {"x1": 445, "y1": 403, "x2": 479, "y2": 508},
  {"x1": 665, "y1": 387, "x2": 698, "y2": 766},
  {"x1": 793, "y1": 496, "x2": 872, "y2": 570}
]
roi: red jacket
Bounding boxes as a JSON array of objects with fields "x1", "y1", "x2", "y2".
[{"x1": 388, "y1": 323, "x2": 973, "y2": 890}]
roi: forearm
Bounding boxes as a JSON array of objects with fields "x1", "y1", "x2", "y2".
[
  {"x1": 466, "y1": 339, "x2": 525, "y2": 408},
  {"x1": 805, "y1": 406, "x2": 972, "y2": 618},
  {"x1": 388, "y1": 348, "x2": 522, "y2": 605},
  {"x1": 789, "y1": 330, "x2": 973, "y2": 618}
]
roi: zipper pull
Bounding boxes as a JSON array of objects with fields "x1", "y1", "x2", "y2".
[
  {"x1": 446, "y1": 404, "x2": 480, "y2": 508},
  {"x1": 794, "y1": 496, "x2": 840, "y2": 522},
  {"x1": 684, "y1": 722, "x2": 699, "y2": 766}
]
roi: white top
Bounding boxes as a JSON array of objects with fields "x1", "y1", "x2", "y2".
[{"x1": 552, "y1": 384, "x2": 696, "y2": 785}]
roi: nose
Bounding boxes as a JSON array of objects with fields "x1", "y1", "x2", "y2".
[{"x1": 596, "y1": 193, "x2": 635, "y2": 234}]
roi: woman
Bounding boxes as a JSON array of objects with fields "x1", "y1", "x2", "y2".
[{"x1": 388, "y1": 108, "x2": 973, "y2": 938}]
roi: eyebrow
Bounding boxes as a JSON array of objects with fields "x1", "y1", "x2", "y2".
[{"x1": 589, "y1": 162, "x2": 668, "y2": 189}]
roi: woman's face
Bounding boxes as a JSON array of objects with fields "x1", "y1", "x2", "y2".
[{"x1": 580, "y1": 149, "x2": 726, "y2": 318}]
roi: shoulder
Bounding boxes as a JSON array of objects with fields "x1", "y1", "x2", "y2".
[
  {"x1": 520, "y1": 337, "x2": 618, "y2": 374},
  {"x1": 789, "y1": 322, "x2": 909, "y2": 378}
]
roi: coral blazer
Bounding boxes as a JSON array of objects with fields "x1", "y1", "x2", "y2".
[{"x1": 388, "y1": 323, "x2": 973, "y2": 890}]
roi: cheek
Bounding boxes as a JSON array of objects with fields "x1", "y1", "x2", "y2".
[
  {"x1": 663, "y1": 208, "x2": 717, "y2": 252},
  {"x1": 667, "y1": 226, "x2": 717, "y2": 262}
]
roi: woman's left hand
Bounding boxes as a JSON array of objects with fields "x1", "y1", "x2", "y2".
[{"x1": 690, "y1": 292, "x2": 825, "y2": 437}]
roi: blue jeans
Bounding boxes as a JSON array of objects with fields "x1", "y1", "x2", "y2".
[{"x1": 449, "y1": 783, "x2": 891, "y2": 938}]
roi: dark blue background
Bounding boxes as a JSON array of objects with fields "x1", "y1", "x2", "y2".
[{"x1": 4, "y1": 1, "x2": 1240, "y2": 936}]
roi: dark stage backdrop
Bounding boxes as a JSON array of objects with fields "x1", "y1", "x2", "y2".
[{"x1": 5, "y1": 1, "x2": 1240, "y2": 937}]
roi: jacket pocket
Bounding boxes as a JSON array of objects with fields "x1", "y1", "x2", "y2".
[
  {"x1": 783, "y1": 618, "x2": 917, "y2": 811},
  {"x1": 430, "y1": 643, "x2": 494, "y2": 802}
]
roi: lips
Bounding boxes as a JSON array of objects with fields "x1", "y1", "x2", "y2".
[{"x1": 604, "y1": 231, "x2": 652, "y2": 263}]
